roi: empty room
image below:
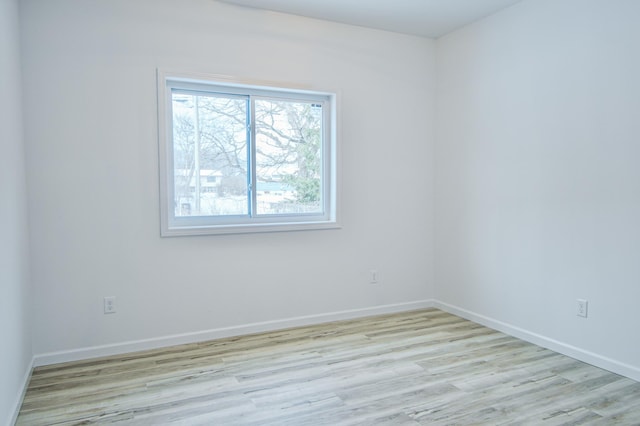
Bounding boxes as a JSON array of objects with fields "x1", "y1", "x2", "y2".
[{"x1": 2, "y1": 0, "x2": 640, "y2": 424}]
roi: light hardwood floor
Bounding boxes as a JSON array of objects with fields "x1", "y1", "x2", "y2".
[{"x1": 16, "y1": 309, "x2": 640, "y2": 425}]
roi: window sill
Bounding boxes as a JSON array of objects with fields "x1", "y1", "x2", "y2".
[{"x1": 161, "y1": 220, "x2": 341, "y2": 237}]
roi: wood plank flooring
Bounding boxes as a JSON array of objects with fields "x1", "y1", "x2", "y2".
[{"x1": 16, "y1": 309, "x2": 640, "y2": 425}]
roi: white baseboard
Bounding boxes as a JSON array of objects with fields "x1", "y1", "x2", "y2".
[
  {"x1": 434, "y1": 300, "x2": 640, "y2": 383},
  {"x1": 7, "y1": 356, "x2": 34, "y2": 426},
  {"x1": 32, "y1": 299, "x2": 640, "y2": 383},
  {"x1": 33, "y1": 300, "x2": 436, "y2": 367}
]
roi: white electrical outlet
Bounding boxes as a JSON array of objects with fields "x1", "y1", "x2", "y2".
[
  {"x1": 104, "y1": 296, "x2": 117, "y2": 314},
  {"x1": 370, "y1": 270, "x2": 379, "y2": 284},
  {"x1": 577, "y1": 299, "x2": 588, "y2": 318}
]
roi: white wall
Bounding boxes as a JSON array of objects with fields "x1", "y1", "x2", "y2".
[
  {"x1": 0, "y1": 0, "x2": 33, "y2": 423},
  {"x1": 20, "y1": 0, "x2": 436, "y2": 359},
  {"x1": 436, "y1": 0, "x2": 640, "y2": 379}
]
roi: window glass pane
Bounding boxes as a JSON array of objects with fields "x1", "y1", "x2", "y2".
[
  {"x1": 255, "y1": 99, "x2": 323, "y2": 215},
  {"x1": 172, "y1": 91, "x2": 249, "y2": 217}
]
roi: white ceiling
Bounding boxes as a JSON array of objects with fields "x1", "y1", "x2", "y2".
[{"x1": 218, "y1": 0, "x2": 523, "y2": 38}]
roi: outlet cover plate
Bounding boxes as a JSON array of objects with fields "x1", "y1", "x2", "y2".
[
  {"x1": 104, "y1": 296, "x2": 116, "y2": 314},
  {"x1": 577, "y1": 299, "x2": 588, "y2": 318}
]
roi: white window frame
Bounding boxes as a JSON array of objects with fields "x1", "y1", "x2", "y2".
[{"x1": 157, "y1": 69, "x2": 339, "y2": 236}]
